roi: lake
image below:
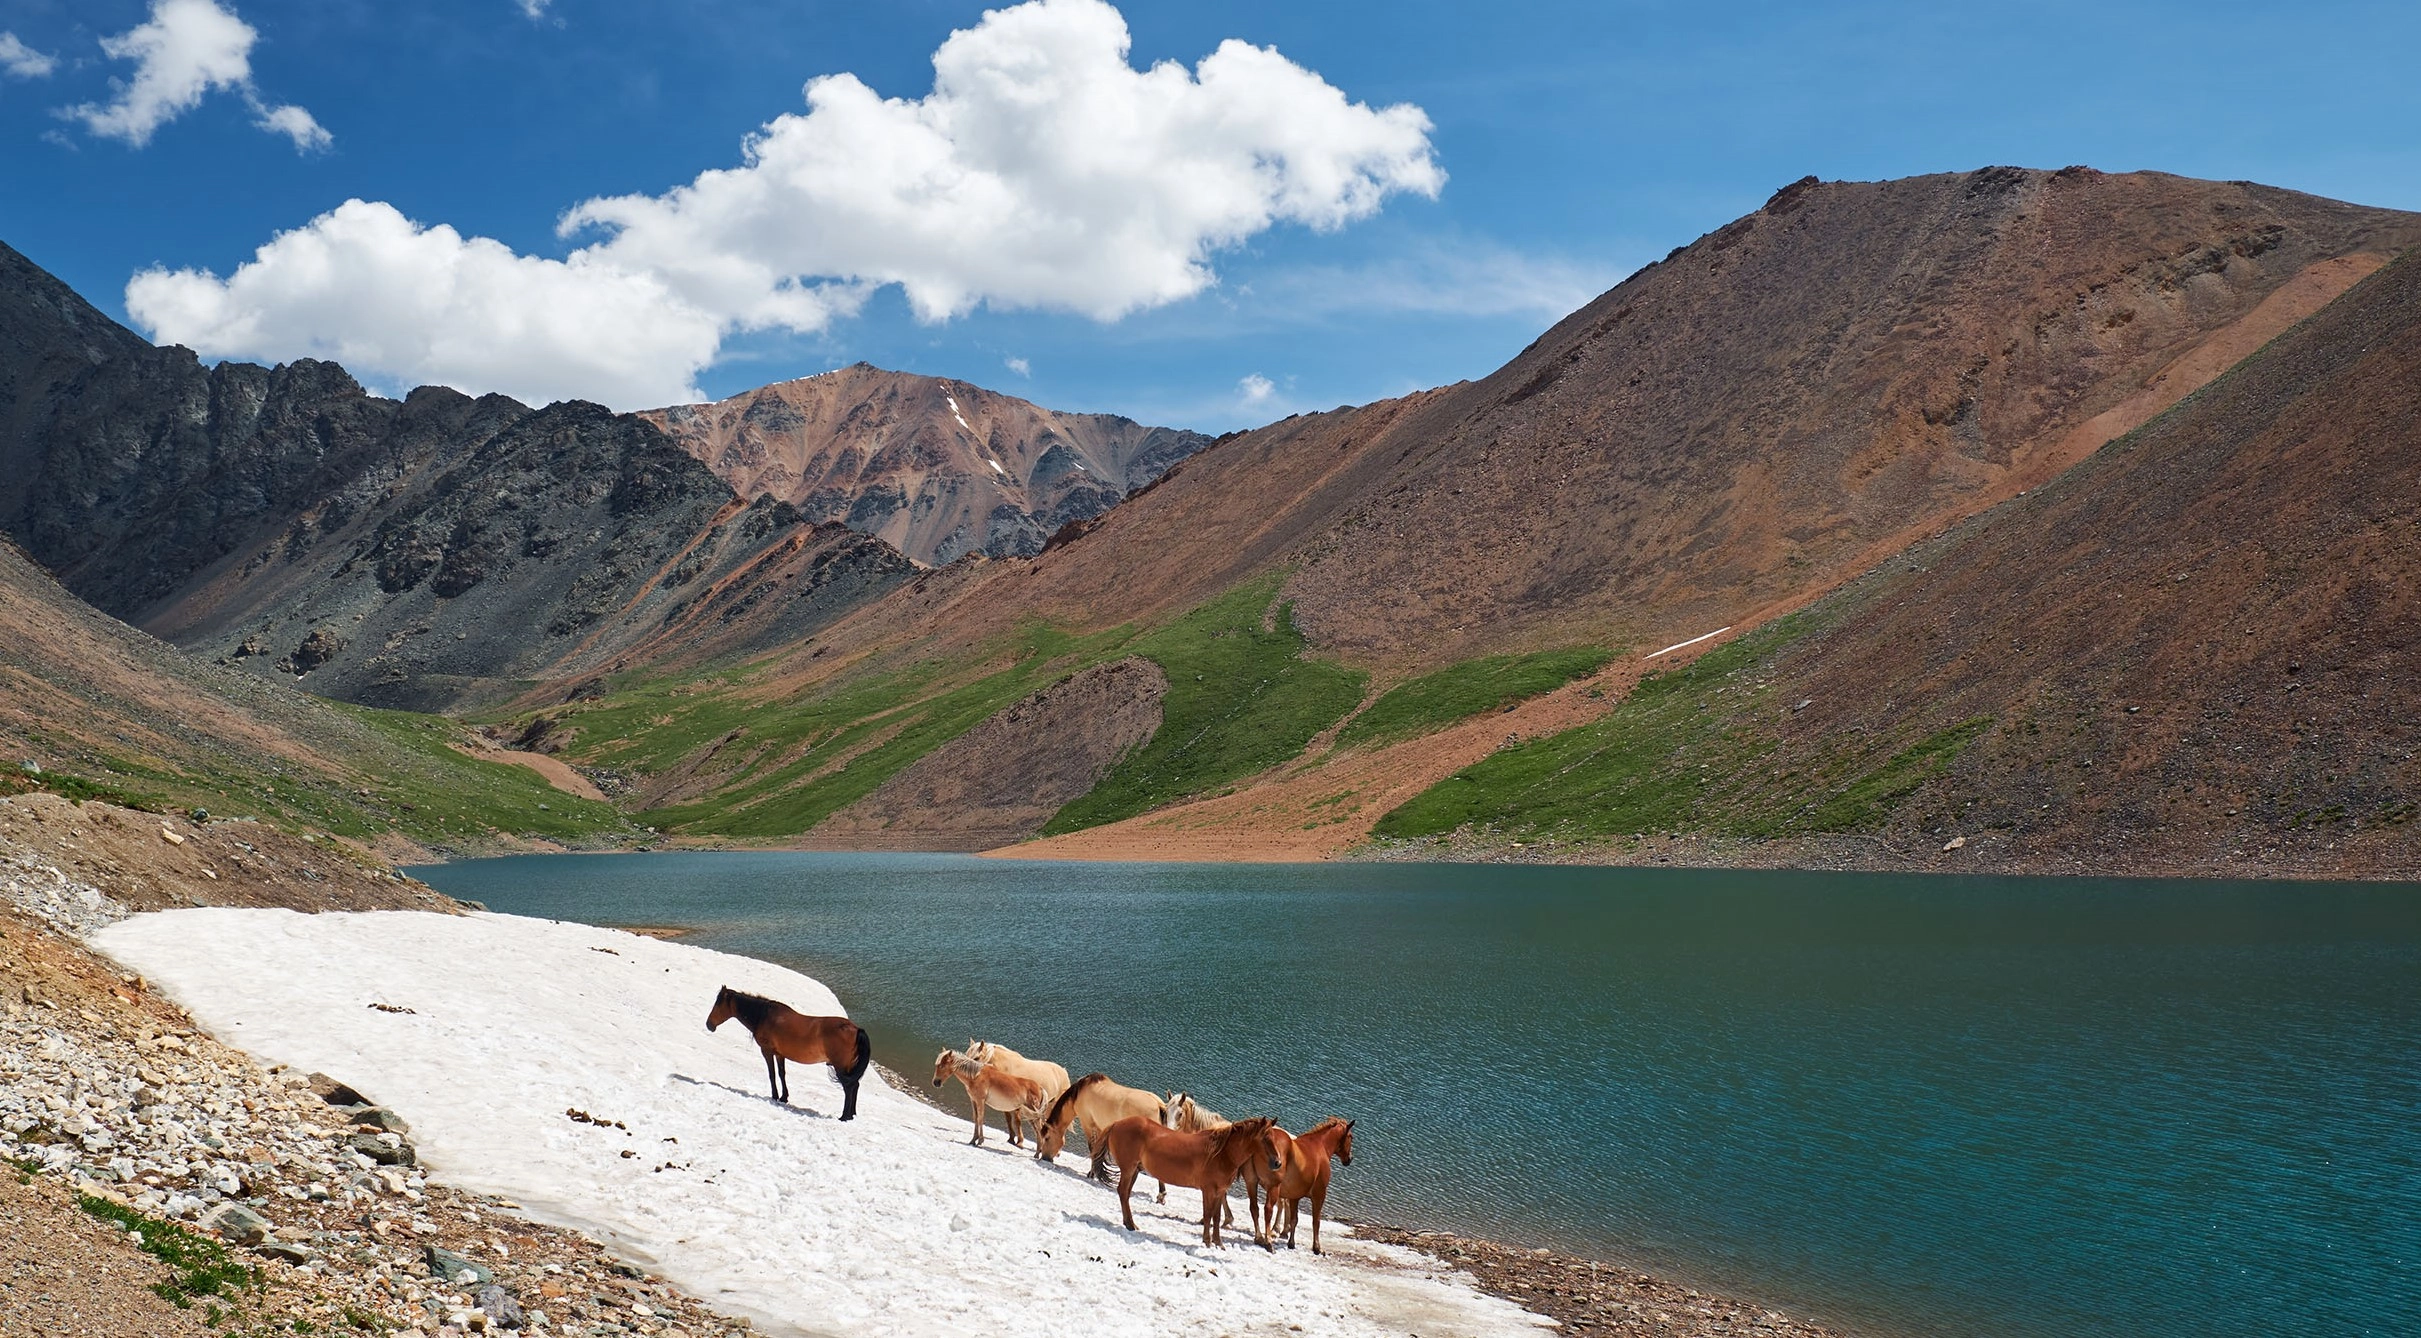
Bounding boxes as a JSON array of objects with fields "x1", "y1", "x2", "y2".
[{"x1": 408, "y1": 852, "x2": 2421, "y2": 1338}]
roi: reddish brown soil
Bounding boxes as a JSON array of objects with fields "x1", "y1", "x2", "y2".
[{"x1": 0, "y1": 794, "x2": 451, "y2": 913}]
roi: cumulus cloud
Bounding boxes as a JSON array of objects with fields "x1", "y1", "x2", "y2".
[
  {"x1": 129, "y1": 200, "x2": 734, "y2": 408},
  {"x1": 64, "y1": 0, "x2": 327, "y2": 151},
  {"x1": 1237, "y1": 373, "x2": 1276, "y2": 404},
  {"x1": 126, "y1": 0, "x2": 1439, "y2": 408},
  {"x1": 1004, "y1": 356, "x2": 1031, "y2": 377},
  {"x1": 0, "y1": 32, "x2": 57, "y2": 79}
]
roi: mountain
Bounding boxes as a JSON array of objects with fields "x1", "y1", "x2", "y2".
[
  {"x1": 1374, "y1": 246, "x2": 2421, "y2": 878},
  {"x1": 0, "y1": 532, "x2": 635, "y2": 855},
  {"x1": 639, "y1": 364, "x2": 1210, "y2": 564},
  {"x1": 498, "y1": 168, "x2": 2421, "y2": 858}
]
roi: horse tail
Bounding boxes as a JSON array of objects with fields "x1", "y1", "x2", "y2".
[{"x1": 845, "y1": 1024, "x2": 872, "y2": 1083}]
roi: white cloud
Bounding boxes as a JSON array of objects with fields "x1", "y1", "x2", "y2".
[
  {"x1": 252, "y1": 101, "x2": 329, "y2": 151},
  {"x1": 1237, "y1": 373, "x2": 1276, "y2": 404},
  {"x1": 127, "y1": 0, "x2": 1438, "y2": 409},
  {"x1": 0, "y1": 32, "x2": 57, "y2": 79},
  {"x1": 129, "y1": 200, "x2": 735, "y2": 408},
  {"x1": 1004, "y1": 356, "x2": 1031, "y2": 377},
  {"x1": 63, "y1": 0, "x2": 327, "y2": 151},
  {"x1": 518, "y1": 0, "x2": 553, "y2": 18}
]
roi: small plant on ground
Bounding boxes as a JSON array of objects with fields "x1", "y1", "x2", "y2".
[{"x1": 77, "y1": 1194, "x2": 261, "y2": 1309}]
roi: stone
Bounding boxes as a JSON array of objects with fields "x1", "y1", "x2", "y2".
[
  {"x1": 477, "y1": 1284, "x2": 525, "y2": 1329},
  {"x1": 258, "y1": 1241, "x2": 313, "y2": 1264},
  {"x1": 201, "y1": 1201, "x2": 271, "y2": 1245},
  {"x1": 353, "y1": 1106, "x2": 413, "y2": 1134},
  {"x1": 308, "y1": 1073, "x2": 369, "y2": 1107},
  {"x1": 351, "y1": 1131, "x2": 417, "y2": 1166},
  {"x1": 1941, "y1": 835, "x2": 1967, "y2": 851},
  {"x1": 425, "y1": 1246, "x2": 494, "y2": 1287}
]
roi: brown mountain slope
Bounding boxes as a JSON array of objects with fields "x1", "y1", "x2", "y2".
[
  {"x1": 0, "y1": 536, "x2": 636, "y2": 854},
  {"x1": 1373, "y1": 245, "x2": 2421, "y2": 878},
  {"x1": 813, "y1": 168, "x2": 2419, "y2": 676},
  {"x1": 640, "y1": 364, "x2": 1209, "y2": 564}
]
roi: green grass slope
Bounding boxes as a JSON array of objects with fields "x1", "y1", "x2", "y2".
[
  {"x1": 1041, "y1": 577, "x2": 1366, "y2": 834},
  {"x1": 1335, "y1": 647, "x2": 1611, "y2": 750}
]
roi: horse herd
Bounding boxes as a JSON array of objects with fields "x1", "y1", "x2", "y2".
[{"x1": 707, "y1": 986, "x2": 1355, "y2": 1252}]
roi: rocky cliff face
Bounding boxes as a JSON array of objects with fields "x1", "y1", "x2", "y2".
[
  {"x1": 640, "y1": 364, "x2": 1210, "y2": 564},
  {"x1": 0, "y1": 247, "x2": 917, "y2": 711}
]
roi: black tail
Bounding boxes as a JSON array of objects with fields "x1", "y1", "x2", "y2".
[{"x1": 838, "y1": 1025, "x2": 871, "y2": 1122}]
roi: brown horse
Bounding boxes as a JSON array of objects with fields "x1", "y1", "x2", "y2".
[
  {"x1": 1100, "y1": 1115, "x2": 1281, "y2": 1248},
  {"x1": 932, "y1": 1048, "x2": 1047, "y2": 1147},
  {"x1": 1163, "y1": 1092, "x2": 1272, "y2": 1232},
  {"x1": 1035, "y1": 1073, "x2": 1165, "y2": 1179},
  {"x1": 1269, "y1": 1117, "x2": 1354, "y2": 1252},
  {"x1": 705, "y1": 986, "x2": 871, "y2": 1121}
]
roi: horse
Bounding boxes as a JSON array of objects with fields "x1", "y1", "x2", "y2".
[
  {"x1": 1269, "y1": 1117, "x2": 1355, "y2": 1253},
  {"x1": 1035, "y1": 1073, "x2": 1166, "y2": 1180},
  {"x1": 1163, "y1": 1092, "x2": 1268, "y2": 1232},
  {"x1": 966, "y1": 1039, "x2": 1071, "y2": 1110},
  {"x1": 705, "y1": 986, "x2": 871, "y2": 1121},
  {"x1": 1100, "y1": 1115, "x2": 1282, "y2": 1249},
  {"x1": 932, "y1": 1048, "x2": 1047, "y2": 1147}
]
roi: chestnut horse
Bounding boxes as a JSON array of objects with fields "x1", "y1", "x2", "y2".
[
  {"x1": 1035, "y1": 1073, "x2": 1165, "y2": 1180},
  {"x1": 1100, "y1": 1115, "x2": 1281, "y2": 1248},
  {"x1": 705, "y1": 986, "x2": 871, "y2": 1121},
  {"x1": 1269, "y1": 1117, "x2": 1355, "y2": 1252},
  {"x1": 1163, "y1": 1092, "x2": 1272, "y2": 1232},
  {"x1": 933, "y1": 1047, "x2": 1047, "y2": 1147}
]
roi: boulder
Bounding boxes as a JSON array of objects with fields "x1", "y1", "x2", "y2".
[
  {"x1": 307, "y1": 1073, "x2": 369, "y2": 1107},
  {"x1": 477, "y1": 1283, "x2": 524, "y2": 1329},
  {"x1": 425, "y1": 1245, "x2": 494, "y2": 1286},
  {"x1": 201, "y1": 1201, "x2": 270, "y2": 1245}
]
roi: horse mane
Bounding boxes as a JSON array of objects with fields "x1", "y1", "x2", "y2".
[
  {"x1": 1044, "y1": 1072, "x2": 1107, "y2": 1135},
  {"x1": 719, "y1": 987, "x2": 782, "y2": 1030},
  {"x1": 1204, "y1": 1116, "x2": 1272, "y2": 1160},
  {"x1": 1304, "y1": 1116, "x2": 1352, "y2": 1136}
]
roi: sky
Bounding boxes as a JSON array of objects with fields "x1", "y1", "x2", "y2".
[{"x1": 3, "y1": 0, "x2": 2417, "y2": 431}]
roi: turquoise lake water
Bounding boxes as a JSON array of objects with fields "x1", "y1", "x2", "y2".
[{"x1": 407, "y1": 853, "x2": 2421, "y2": 1338}]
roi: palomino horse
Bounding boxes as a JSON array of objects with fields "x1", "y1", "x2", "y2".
[
  {"x1": 1100, "y1": 1115, "x2": 1282, "y2": 1249},
  {"x1": 705, "y1": 986, "x2": 871, "y2": 1121},
  {"x1": 933, "y1": 1047, "x2": 1047, "y2": 1147},
  {"x1": 1269, "y1": 1117, "x2": 1355, "y2": 1253},
  {"x1": 966, "y1": 1039, "x2": 1070, "y2": 1110},
  {"x1": 1035, "y1": 1073, "x2": 1165, "y2": 1180},
  {"x1": 1162, "y1": 1092, "x2": 1271, "y2": 1230}
]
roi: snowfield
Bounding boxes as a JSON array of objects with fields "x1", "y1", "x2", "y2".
[{"x1": 94, "y1": 909, "x2": 1548, "y2": 1338}]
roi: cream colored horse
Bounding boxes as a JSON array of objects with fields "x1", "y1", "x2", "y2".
[
  {"x1": 933, "y1": 1048, "x2": 1046, "y2": 1147},
  {"x1": 1036, "y1": 1073, "x2": 1167, "y2": 1185},
  {"x1": 966, "y1": 1039, "x2": 1071, "y2": 1110}
]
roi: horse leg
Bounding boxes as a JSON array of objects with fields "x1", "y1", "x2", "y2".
[
  {"x1": 777, "y1": 1053, "x2": 790, "y2": 1104},
  {"x1": 1202, "y1": 1182, "x2": 1221, "y2": 1248},
  {"x1": 1116, "y1": 1158, "x2": 1142, "y2": 1231},
  {"x1": 1311, "y1": 1185, "x2": 1327, "y2": 1255},
  {"x1": 762, "y1": 1049, "x2": 782, "y2": 1103},
  {"x1": 968, "y1": 1086, "x2": 984, "y2": 1146}
]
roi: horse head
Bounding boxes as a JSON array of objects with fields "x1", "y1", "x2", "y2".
[
  {"x1": 931, "y1": 1048, "x2": 958, "y2": 1088},
  {"x1": 1336, "y1": 1119, "x2": 1354, "y2": 1166},
  {"x1": 1161, "y1": 1092, "x2": 1189, "y2": 1129},
  {"x1": 706, "y1": 986, "x2": 736, "y2": 1033}
]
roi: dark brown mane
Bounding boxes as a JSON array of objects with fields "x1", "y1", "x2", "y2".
[
  {"x1": 719, "y1": 986, "x2": 785, "y2": 1031},
  {"x1": 1304, "y1": 1116, "x2": 1352, "y2": 1136},
  {"x1": 1044, "y1": 1071, "x2": 1108, "y2": 1135}
]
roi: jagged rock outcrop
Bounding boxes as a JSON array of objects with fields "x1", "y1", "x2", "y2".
[{"x1": 642, "y1": 364, "x2": 1210, "y2": 563}]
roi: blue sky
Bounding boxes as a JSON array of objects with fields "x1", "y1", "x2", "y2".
[{"x1": 3, "y1": 0, "x2": 2417, "y2": 430}]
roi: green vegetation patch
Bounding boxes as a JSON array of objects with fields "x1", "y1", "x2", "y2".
[
  {"x1": 1373, "y1": 618, "x2": 1991, "y2": 843},
  {"x1": 1042, "y1": 576, "x2": 1367, "y2": 835},
  {"x1": 327, "y1": 704, "x2": 632, "y2": 844},
  {"x1": 0, "y1": 766, "x2": 166, "y2": 812},
  {"x1": 1335, "y1": 647, "x2": 1611, "y2": 749},
  {"x1": 571, "y1": 622, "x2": 1134, "y2": 838},
  {"x1": 77, "y1": 1194, "x2": 260, "y2": 1309}
]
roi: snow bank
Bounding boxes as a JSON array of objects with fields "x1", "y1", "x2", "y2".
[{"x1": 94, "y1": 909, "x2": 1547, "y2": 1338}]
